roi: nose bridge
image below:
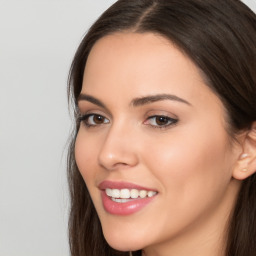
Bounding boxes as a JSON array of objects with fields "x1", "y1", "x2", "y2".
[{"x1": 98, "y1": 119, "x2": 138, "y2": 170}]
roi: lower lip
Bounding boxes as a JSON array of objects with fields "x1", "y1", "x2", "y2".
[{"x1": 101, "y1": 191, "x2": 156, "y2": 215}]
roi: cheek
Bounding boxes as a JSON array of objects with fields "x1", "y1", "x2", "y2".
[
  {"x1": 142, "y1": 124, "x2": 233, "y2": 206},
  {"x1": 74, "y1": 130, "x2": 98, "y2": 185}
]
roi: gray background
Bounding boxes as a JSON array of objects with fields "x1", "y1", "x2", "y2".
[{"x1": 0, "y1": 1, "x2": 255, "y2": 256}]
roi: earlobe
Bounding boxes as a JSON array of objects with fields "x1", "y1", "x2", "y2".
[
  {"x1": 232, "y1": 152, "x2": 256, "y2": 180},
  {"x1": 232, "y1": 122, "x2": 256, "y2": 180}
]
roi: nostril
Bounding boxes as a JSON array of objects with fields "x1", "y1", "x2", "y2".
[{"x1": 99, "y1": 161, "x2": 132, "y2": 171}]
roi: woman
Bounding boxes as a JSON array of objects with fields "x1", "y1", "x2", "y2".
[{"x1": 67, "y1": 0, "x2": 256, "y2": 255}]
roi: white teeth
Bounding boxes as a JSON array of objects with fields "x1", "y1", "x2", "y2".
[
  {"x1": 106, "y1": 188, "x2": 112, "y2": 197},
  {"x1": 112, "y1": 198, "x2": 130, "y2": 203},
  {"x1": 148, "y1": 191, "x2": 157, "y2": 197},
  {"x1": 112, "y1": 189, "x2": 120, "y2": 198},
  {"x1": 120, "y1": 189, "x2": 130, "y2": 199},
  {"x1": 130, "y1": 189, "x2": 139, "y2": 199},
  {"x1": 139, "y1": 190, "x2": 147, "y2": 198},
  {"x1": 105, "y1": 188, "x2": 157, "y2": 199}
]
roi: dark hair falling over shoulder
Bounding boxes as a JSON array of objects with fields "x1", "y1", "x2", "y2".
[{"x1": 67, "y1": 1, "x2": 256, "y2": 255}]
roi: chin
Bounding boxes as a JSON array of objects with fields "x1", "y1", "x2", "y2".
[{"x1": 102, "y1": 227, "x2": 146, "y2": 252}]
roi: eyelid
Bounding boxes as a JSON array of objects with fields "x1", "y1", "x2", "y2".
[
  {"x1": 78, "y1": 108, "x2": 110, "y2": 118},
  {"x1": 77, "y1": 102, "x2": 112, "y2": 119},
  {"x1": 144, "y1": 114, "x2": 178, "y2": 129},
  {"x1": 78, "y1": 113, "x2": 110, "y2": 127}
]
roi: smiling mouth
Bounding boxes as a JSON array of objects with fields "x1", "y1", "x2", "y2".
[{"x1": 105, "y1": 188, "x2": 157, "y2": 203}]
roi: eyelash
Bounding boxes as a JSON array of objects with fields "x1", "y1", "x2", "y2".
[
  {"x1": 78, "y1": 114, "x2": 110, "y2": 127},
  {"x1": 78, "y1": 114, "x2": 178, "y2": 129},
  {"x1": 144, "y1": 115, "x2": 178, "y2": 129}
]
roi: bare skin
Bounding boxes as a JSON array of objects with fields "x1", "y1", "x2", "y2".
[{"x1": 75, "y1": 32, "x2": 256, "y2": 256}]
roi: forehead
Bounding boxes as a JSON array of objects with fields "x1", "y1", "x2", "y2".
[
  {"x1": 84, "y1": 32, "x2": 199, "y2": 77},
  {"x1": 82, "y1": 32, "x2": 223, "y2": 113},
  {"x1": 83, "y1": 33, "x2": 203, "y2": 89}
]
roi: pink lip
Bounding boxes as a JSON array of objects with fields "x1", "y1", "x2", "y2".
[
  {"x1": 99, "y1": 180, "x2": 156, "y2": 191},
  {"x1": 98, "y1": 180, "x2": 157, "y2": 216}
]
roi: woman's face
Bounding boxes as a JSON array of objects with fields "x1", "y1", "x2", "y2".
[{"x1": 75, "y1": 33, "x2": 241, "y2": 253}]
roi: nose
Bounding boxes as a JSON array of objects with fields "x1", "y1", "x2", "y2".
[{"x1": 98, "y1": 123, "x2": 139, "y2": 171}]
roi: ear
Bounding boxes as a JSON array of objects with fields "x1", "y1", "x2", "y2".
[{"x1": 232, "y1": 122, "x2": 256, "y2": 180}]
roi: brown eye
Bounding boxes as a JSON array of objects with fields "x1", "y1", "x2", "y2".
[
  {"x1": 80, "y1": 114, "x2": 110, "y2": 127},
  {"x1": 93, "y1": 115, "x2": 105, "y2": 124},
  {"x1": 155, "y1": 116, "x2": 169, "y2": 126},
  {"x1": 145, "y1": 115, "x2": 178, "y2": 128}
]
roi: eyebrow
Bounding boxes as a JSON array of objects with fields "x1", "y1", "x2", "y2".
[
  {"x1": 77, "y1": 93, "x2": 191, "y2": 108},
  {"x1": 131, "y1": 94, "x2": 191, "y2": 107},
  {"x1": 77, "y1": 94, "x2": 107, "y2": 108}
]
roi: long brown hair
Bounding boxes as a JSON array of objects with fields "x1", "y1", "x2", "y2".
[{"x1": 67, "y1": 1, "x2": 256, "y2": 255}]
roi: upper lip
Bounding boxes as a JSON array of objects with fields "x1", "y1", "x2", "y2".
[{"x1": 98, "y1": 180, "x2": 157, "y2": 191}]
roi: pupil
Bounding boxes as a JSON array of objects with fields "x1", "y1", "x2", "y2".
[
  {"x1": 156, "y1": 116, "x2": 168, "y2": 125},
  {"x1": 94, "y1": 115, "x2": 104, "y2": 124}
]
